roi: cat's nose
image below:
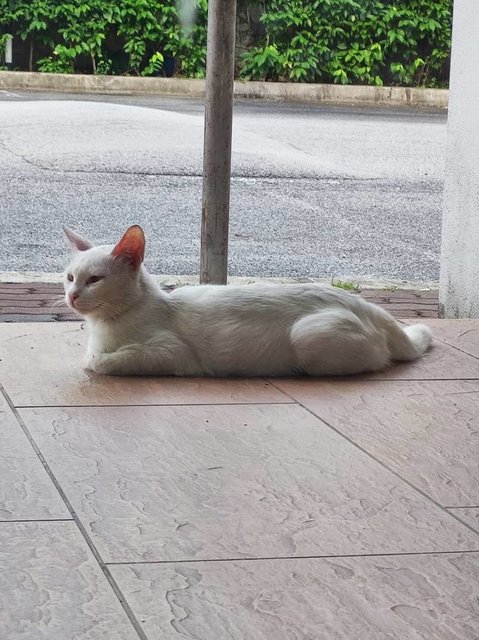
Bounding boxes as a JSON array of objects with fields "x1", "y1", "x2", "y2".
[{"x1": 69, "y1": 292, "x2": 79, "y2": 306}]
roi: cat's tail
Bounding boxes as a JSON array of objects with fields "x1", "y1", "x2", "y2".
[{"x1": 387, "y1": 321, "x2": 433, "y2": 362}]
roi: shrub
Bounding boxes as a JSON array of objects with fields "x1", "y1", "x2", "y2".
[
  {"x1": 0, "y1": 0, "x2": 452, "y2": 86},
  {"x1": 240, "y1": 0, "x2": 452, "y2": 87},
  {"x1": 0, "y1": 0, "x2": 207, "y2": 77}
]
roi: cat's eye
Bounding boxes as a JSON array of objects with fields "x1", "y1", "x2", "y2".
[
  {"x1": 86, "y1": 275, "x2": 104, "y2": 285},
  {"x1": 67, "y1": 273, "x2": 73, "y2": 282}
]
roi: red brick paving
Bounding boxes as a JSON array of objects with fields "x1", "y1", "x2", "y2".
[
  {"x1": 0, "y1": 284, "x2": 78, "y2": 322},
  {"x1": 0, "y1": 282, "x2": 439, "y2": 322}
]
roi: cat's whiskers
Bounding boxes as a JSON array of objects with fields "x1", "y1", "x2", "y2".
[{"x1": 52, "y1": 295, "x2": 68, "y2": 308}]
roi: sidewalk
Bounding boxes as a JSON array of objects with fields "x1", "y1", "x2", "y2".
[
  {"x1": 1, "y1": 312, "x2": 478, "y2": 638},
  {"x1": 0, "y1": 282, "x2": 439, "y2": 322}
]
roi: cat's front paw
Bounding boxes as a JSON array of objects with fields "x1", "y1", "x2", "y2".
[
  {"x1": 84, "y1": 351, "x2": 108, "y2": 374},
  {"x1": 84, "y1": 351, "x2": 121, "y2": 375},
  {"x1": 83, "y1": 351, "x2": 96, "y2": 371}
]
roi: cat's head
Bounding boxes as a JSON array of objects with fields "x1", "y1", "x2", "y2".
[{"x1": 63, "y1": 225, "x2": 146, "y2": 319}]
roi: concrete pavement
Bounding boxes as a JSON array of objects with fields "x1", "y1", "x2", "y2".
[{"x1": 0, "y1": 92, "x2": 446, "y2": 282}]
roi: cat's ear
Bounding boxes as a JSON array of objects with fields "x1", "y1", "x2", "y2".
[
  {"x1": 63, "y1": 226, "x2": 93, "y2": 252},
  {"x1": 111, "y1": 225, "x2": 145, "y2": 270}
]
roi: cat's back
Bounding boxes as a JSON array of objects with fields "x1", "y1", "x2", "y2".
[
  {"x1": 165, "y1": 282, "x2": 377, "y2": 375},
  {"x1": 169, "y1": 282, "x2": 363, "y2": 315}
]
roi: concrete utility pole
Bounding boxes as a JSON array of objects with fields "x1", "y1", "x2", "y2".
[
  {"x1": 200, "y1": 0, "x2": 237, "y2": 284},
  {"x1": 440, "y1": 0, "x2": 479, "y2": 316}
]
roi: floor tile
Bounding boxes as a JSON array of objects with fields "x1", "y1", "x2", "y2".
[
  {"x1": 0, "y1": 396, "x2": 69, "y2": 520},
  {"x1": 110, "y1": 553, "x2": 479, "y2": 640},
  {"x1": 0, "y1": 324, "x2": 289, "y2": 406},
  {"x1": 0, "y1": 521, "x2": 138, "y2": 640},
  {"x1": 411, "y1": 319, "x2": 479, "y2": 359},
  {"x1": 272, "y1": 379, "x2": 479, "y2": 506},
  {"x1": 448, "y1": 508, "x2": 479, "y2": 532},
  {"x1": 19, "y1": 404, "x2": 478, "y2": 563},
  {"x1": 367, "y1": 336, "x2": 479, "y2": 380}
]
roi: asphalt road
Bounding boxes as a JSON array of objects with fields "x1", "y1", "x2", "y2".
[{"x1": 0, "y1": 90, "x2": 447, "y2": 282}]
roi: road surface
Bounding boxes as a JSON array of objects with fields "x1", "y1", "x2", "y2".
[{"x1": 0, "y1": 90, "x2": 446, "y2": 282}]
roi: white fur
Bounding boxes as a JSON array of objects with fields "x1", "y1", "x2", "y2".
[{"x1": 63, "y1": 232, "x2": 433, "y2": 377}]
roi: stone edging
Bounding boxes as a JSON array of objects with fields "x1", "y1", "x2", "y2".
[
  {"x1": 0, "y1": 271, "x2": 439, "y2": 291},
  {"x1": 0, "y1": 71, "x2": 448, "y2": 108}
]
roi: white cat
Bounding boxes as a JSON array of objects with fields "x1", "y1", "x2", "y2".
[{"x1": 63, "y1": 225, "x2": 432, "y2": 376}]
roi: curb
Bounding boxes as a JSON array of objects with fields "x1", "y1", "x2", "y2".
[
  {"x1": 0, "y1": 271, "x2": 439, "y2": 291},
  {"x1": 0, "y1": 71, "x2": 448, "y2": 109}
]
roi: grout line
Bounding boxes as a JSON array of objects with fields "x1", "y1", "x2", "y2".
[
  {"x1": 0, "y1": 384, "x2": 148, "y2": 640},
  {"x1": 435, "y1": 341, "x2": 479, "y2": 362},
  {"x1": 268, "y1": 381, "x2": 479, "y2": 539},
  {"x1": 105, "y1": 549, "x2": 479, "y2": 566},
  {"x1": 0, "y1": 518, "x2": 74, "y2": 523},
  {"x1": 364, "y1": 372, "x2": 479, "y2": 382},
  {"x1": 446, "y1": 506, "x2": 479, "y2": 510},
  {"x1": 364, "y1": 376, "x2": 479, "y2": 382},
  {"x1": 15, "y1": 400, "x2": 295, "y2": 409},
  {"x1": 12, "y1": 377, "x2": 479, "y2": 411},
  {"x1": 266, "y1": 377, "x2": 479, "y2": 386}
]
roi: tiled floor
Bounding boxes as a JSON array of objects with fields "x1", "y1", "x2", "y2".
[{"x1": 1, "y1": 320, "x2": 478, "y2": 639}]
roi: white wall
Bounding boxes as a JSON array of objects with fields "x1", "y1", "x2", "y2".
[{"x1": 439, "y1": 0, "x2": 479, "y2": 317}]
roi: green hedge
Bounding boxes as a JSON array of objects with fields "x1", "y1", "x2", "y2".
[
  {"x1": 242, "y1": 0, "x2": 452, "y2": 86},
  {"x1": 0, "y1": 0, "x2": 208, "y2": 77},
  {"x1": 0, "y1": 0, "x2": 452, "y2": 86}
]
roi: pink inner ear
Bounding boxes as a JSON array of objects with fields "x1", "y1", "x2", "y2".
[
  {"x1": 63, "y1": 226, "x2": 93, "y2": 252},
  {"x1": 111, "y1": 225, "x2": 145, "y2": 269}
]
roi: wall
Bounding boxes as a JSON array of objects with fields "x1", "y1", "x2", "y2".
[{"x1": 439, "y1": 0, "x2": 479, "y2": 317}]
